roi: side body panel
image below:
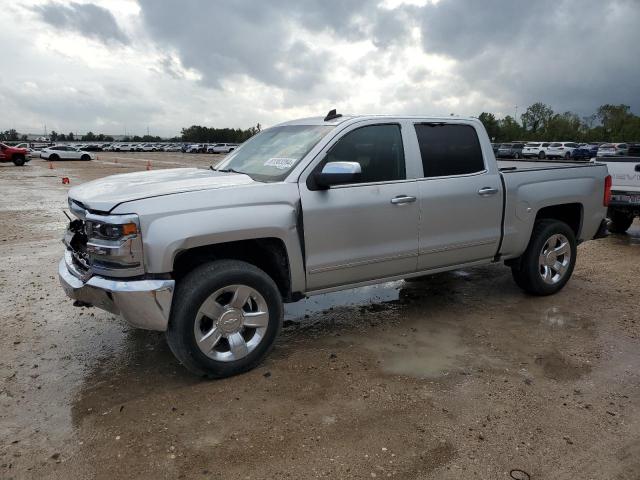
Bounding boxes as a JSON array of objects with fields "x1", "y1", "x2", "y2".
[
  {"x1": 498, "y1": 162, "x2": 608, "y2": 259},
  {"x1": 112, "y1": 182, "x2": 307, "y2": 294}
]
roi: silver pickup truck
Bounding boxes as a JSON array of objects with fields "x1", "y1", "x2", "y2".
[
  {"x1": 59, "y1": 112, "x2": 610, "y2": 378},
  {"x1": 596, "y1": 156, "x2": 640, "y2": 233}
]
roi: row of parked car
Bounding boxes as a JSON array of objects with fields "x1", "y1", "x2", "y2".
[
  {"x1": 100, "y1": 142, "x2": 239, "y2": 153},
  {"x1": 492, "y1": 142, "x2": 638, "y2": 160}
]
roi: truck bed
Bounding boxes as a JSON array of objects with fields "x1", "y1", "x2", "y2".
[{"x1": 497, "y1": 159, "x2": 596, "y2": 172}]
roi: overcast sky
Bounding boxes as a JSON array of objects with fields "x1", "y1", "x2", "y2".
[{"x1": 1, "y1": 0, "x2": 638, "y2": 136}]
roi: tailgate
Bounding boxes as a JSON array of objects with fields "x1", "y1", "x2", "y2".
[{"x1": 603, "y1": 157, "x2": 640, "y2": 192}]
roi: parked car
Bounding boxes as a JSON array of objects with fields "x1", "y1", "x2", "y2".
[
  {"x1": 628, "y1": 143, "x2": 640, "y2": 157},
  {"x1": 597, "y1": 143, "x2": 629, "y2": 157},
  {"x1": 597, "y1": 156, "x2": 640, "y2": 233},
  {"x1": 491, "y1": 143, "x2": 501, "y2": 154},
  {"x1": 59, "y1": 112, "x2": 610, "y2": 378},
  {"x1": 164, "y1": 144, "x2": 182, "y2": 152},
  {"x1": 208, "y1": 143, "x2": 238, "y2": 154},
  {"x1": 141, "y1": 143, "x2": 159, "y2": 152},
  {"x1": 185, "y1": 144, "x2": 203, "y2": 153},
  {"x1": 546, "y1": 142, "x2": 579, "y2": 159},
  {"x1": 40, "y1": 145, "x2": 94, "y2": 161},
  {"x1": 0, "y1": 142, "x2": 30, "y2": 166},
  {"x1": 522, "y1": 142, "x2": 551, "y2": 159},
  {"x1": 496, "y1": 143, "x2": 525, "y2": 159},
  {"x1": 570, "y1": 147, "x2": 593, "y2": 160},
  {"x1": 114, "y1": 143, "x2": 136, "y2": 152}
]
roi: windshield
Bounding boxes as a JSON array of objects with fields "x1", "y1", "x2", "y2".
[{"x1": 216, "y1": 125, "x2": 334, "y2": 181}]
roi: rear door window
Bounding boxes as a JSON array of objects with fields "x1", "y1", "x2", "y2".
[{"x1": 414, "y1": 124, "x2": 485, "y2": 177}]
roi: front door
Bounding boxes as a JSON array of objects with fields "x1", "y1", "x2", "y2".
[{"x1": 300, "y1": 123, "x2": 420, "y2": 291}]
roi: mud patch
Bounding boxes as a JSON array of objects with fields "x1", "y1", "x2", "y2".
[{"x1": 534, "y1": 350, "x2": 591, "y2": 381}]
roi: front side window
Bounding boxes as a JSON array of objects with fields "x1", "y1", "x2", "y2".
[
  {"x1": 218, "y1": 125, "x2": 333, "y2": 182},
  {"x1": 415, "y1": 124, "x2": 484, "y2": 177},
  {"x1": 323, "y1": 124, "x2": 405, "y2": 183}
]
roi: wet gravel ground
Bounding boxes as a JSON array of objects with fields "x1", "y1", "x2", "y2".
[{"x1": 1, "y1": 153, "x2": 639, "y2": 479}]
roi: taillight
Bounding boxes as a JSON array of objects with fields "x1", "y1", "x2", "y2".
[{"x1": 603, "y1": 175, "x2": 612, "y2": 206}]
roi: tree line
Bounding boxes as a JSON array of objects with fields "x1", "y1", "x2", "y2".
[
  {"x1": 180, "y1": 123, "x2": 262, "y2": 143},
  {"x1": 479, "y1": 103, "x2": 639, "y2": 143}
]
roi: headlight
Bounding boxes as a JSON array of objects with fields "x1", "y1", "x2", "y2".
[{"x1": 84, "y1": 213, "x2": 145, "y2": 277}]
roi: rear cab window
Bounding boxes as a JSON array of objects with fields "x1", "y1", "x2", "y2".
[{"x1": 413, "y1": 123, "x2": 485, "y2": 177}]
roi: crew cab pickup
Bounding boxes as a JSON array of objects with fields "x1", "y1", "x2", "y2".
[
  {"x1": 597, "y1": 156, "x2": 640, "y2": 232},
  {"x1": 58, "y1": 112, "x2": 610, "y2": 378},
  {"x1": 0, "y1": 143, "x2": 30, "y2": 166}
]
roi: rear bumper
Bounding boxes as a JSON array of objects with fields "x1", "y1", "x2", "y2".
[{"x1": 58, "y1": 253, "x2": 174, "y2": 331}]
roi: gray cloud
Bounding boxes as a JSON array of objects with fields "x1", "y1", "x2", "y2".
[
  {"x1": 32, "y1": 2, "x2": 129, "y2": 45},
  {"x1": 415, "y1": 0, "x2": 640, "y2": 115}
]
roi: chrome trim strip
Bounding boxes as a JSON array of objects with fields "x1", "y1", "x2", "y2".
[
  {"x1": 308, "y1": 251, "x2": 417, "y2": 275},
  {"x1": 418, "y1": 239, "x2": 497, "y2": 255}
]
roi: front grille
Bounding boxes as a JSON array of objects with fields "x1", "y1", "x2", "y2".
[{"x1": 65, "y1": 218, "x2": 90, "y2": 276}]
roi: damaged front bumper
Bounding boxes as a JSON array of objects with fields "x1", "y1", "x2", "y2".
[{"x1": 58, "y1": 251, "x2": 174, "y2": 331}]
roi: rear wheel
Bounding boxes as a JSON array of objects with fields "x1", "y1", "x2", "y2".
[
  {"x1": 49, "y1": 154, "x2": 59, "y2": 161},
  {"x1": 608, "y1": 210, "x2": 634, "y2": 233},
  {"x1": 538, "y1": 151, "x2": 546, "y2": 159},
  {"x1": 511, "y1": 219, "x2": 576, "y2": 296},
  {"x1": 166, "y1": 260, "x2": 283, "y2": 378},
  {"x1": 13, "y1": 156, "x2": 26, "y2": 166},
  {"x1": 514, "y1": 152, "x2": 520, "y2": 159},
  {"x1": 565, "y1": 152, "x2": 571, "y2": 159}
]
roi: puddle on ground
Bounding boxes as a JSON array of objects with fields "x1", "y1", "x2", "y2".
[
  {"x1": 284, "y1": 281, "x2": 402, "y2": 320},
  {"x1": 541, "y1": 306, "x2": 581, "y2": 328},
  {"x1": 610, "y1": 222, "x2": 640, "y2": 246}
]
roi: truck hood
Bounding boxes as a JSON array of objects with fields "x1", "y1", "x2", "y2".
[{"x1": 68, "y1": 168, "x2": 256, "y2": 212}]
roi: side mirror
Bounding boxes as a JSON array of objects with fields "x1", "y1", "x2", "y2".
[{"x1": 314, "y1": 161, "x2": 362, "y2": 189}]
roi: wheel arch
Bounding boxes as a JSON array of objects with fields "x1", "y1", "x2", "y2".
[
  {"x1": 172, "y1": 238, "x2": 294, "y2": 302},
  {"x1": 534, "y1": 203, "x2": 583, "y2": 238}
]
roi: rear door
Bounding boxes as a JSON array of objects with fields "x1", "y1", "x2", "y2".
[
  {"x1": 299, "y1": 122, "x2": 420, "y2": 291},
  {"x1": 411, "y1": 122, "x2": 503, "y2": 270}
]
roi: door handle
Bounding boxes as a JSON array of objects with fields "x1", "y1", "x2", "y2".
[
  {"x1": 391, "y1": 195, "x2": 416, "y2": 205},
  {"x1": 478, "y1": 187, "x2": 499, "y2": 196}
]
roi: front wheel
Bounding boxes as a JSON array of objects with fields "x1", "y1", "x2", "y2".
[
  {"x1": 166, "y1": 260, "x2": 283, "y2": 378},
  {"x1": 81, "y1": 154, "x2": 91, "y2": 161},
  {"x1": 13, "y1": 156, "x2": 26, "y2": 166},
  {"x1": 608, "y1": 210, "x2": 634, "y2": 233},
  {"x1": 514, "y1": 152, "x2": 520, "y2": 159},
  {"x1": 538, "y1": 151, "x2": 546, "y2": 159},
  {"x1": 511, "y1": 219, "x2": 577, "y2": 296}
]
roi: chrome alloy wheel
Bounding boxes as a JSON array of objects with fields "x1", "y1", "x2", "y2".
[
  {"x1": 538, "y1": 234, "x2": 571, "y2": 285},
  {"x1": 193, "y1": 285, "x2": 269, "y2": 362}
]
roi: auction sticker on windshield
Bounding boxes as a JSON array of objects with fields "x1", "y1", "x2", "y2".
[{"x1": 264, "y1": 158, "x2": 296, "y2": 170}]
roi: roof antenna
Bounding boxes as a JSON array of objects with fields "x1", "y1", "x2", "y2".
[{"x1": 324, "y1": 109, "x2": 342, "y2": 122}]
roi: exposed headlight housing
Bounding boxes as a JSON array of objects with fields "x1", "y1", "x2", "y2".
[{"x1": 84, "y1": 213, "x2": 145, "y2": 277}]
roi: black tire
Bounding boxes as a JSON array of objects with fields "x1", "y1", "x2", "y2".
[
  {"x1": 166, "y1": 260, "x2": 283, "y2": 378},
  {"x1": 514, "y1": 152, "x2": 520, "y2": 159},
  {"x1": 538, "y1": 151, "x2": 546, "y2": 159},
  {"x1": 49, "y1": 154, "x2": 59, "y2": 161},
  {"x1": 81, "y1": 154, "x2": 91, "y2": 161},
  {"x1": 608, "y1": 210, "x2": 634, "y2": 233},
  {"x1": 13, "y1": 156, "x2": 26, "y2": 166},
  {"x1": 565, "y1": 152, "x2": 571, "y2": 159},
  {"x1": 511, "y1": 219, "x2": 577, "y2": 296}
]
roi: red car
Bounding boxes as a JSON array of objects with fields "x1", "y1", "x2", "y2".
[{"x1": 0, "y1": 143, "x2": 30, "y2": 166}]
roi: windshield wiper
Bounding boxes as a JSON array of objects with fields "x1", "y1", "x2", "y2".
[{"x1": 211, "y1": 167, "x2": 244, "y2": 174}]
